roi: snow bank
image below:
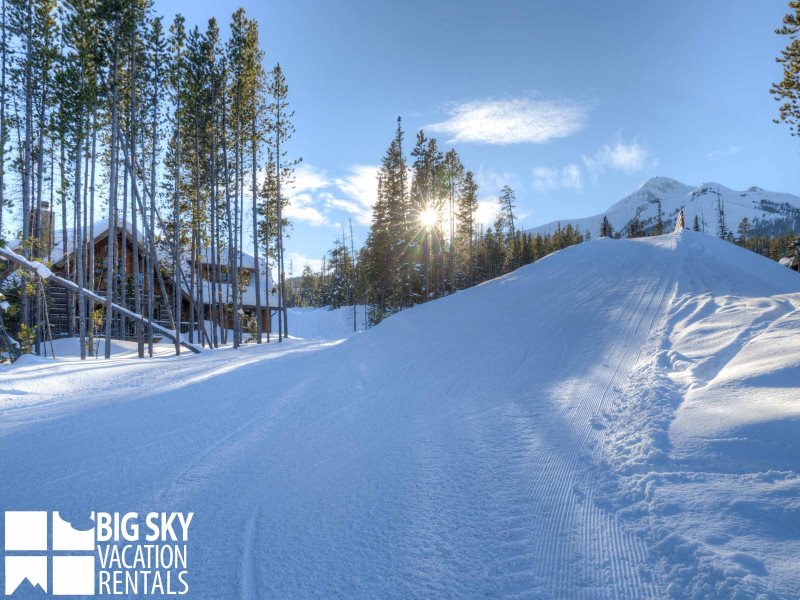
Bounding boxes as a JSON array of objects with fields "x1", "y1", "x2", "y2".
[
  {"x1": 278, "y1": 305, "x2": 368, "y2": 340},
  {"x1": 13, "y1": 337, "x2": 179, "y2": 362}
]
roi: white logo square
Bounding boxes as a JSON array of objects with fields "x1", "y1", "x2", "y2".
[
  {"x1": 4, "y1": 555, "x2": 47, "y2": 594},
  {"x1": 52, "y1": 555, "x2": 95, "y2": 596},
  {"x1": 4, "y1": 512, "x2": 47, "y2": 551}
]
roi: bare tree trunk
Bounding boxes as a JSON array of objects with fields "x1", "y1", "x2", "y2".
[
  {"x1": 350, "y1": 219, "x2": 356, "y2": 332},
  {"x1": 0, "y1": 0, "x2": 7, "y2": 238},
  {"x1": 209, "y1": 109, "x2": 219, "y2": 348},
  {"x1": 21, "y1": 0, "x2": 33, "y2": 331},
  {"x1": 276, "y1": 109, "x2": 284, "y2": 342},
  {"x1": 218, "y1": 81, "x2": 233, "y2": 347},
  {"x1": 190, "y1": 116, "x2": 199, "y2": 346},
  {"x1": 172, "y1": 98, "x2": 182, "y2": 354},
  {"x1": 75, "y1": 106, "x2": 86, "y2": 360},
  {"x1": 60, "y1": 136, "x2": 73, "y2": 337},
  {"x1": 88, "y1": 112, "x2": 97, "y2": 356},
  {"x1": 33, "y1": 54, "x2": 48, "y2": 355},
  {"x1": 147, "y1": 58, "x2": 159, "y2": 358},
  {"x1": 235, "y1": 110, "x2": 243, "y2": 345},
  {"x1": 104, "y1": 34, "x2": 120, "y2": 359},
  {"x1": 130, "y1": 36, "x2": 143, "y2": 358},
  {"x1": 120, "y1": 145, "x2": 128, "y2": 336},
  {"x1": 449, "y1": 179, "x2": 455, "y2": 294},
  {"x1": 228, "y1": 98, "x2": 239, "y2": 347},
  {"x1": 251, "y1": 126, "x2": 261, "y2": 343}
]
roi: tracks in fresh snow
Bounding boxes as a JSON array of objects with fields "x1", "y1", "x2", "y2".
[
  {"x1": 9, "y1": 235, "x2": 770, "y2": 599},
  {"x1": 478, "y1": 248, "x2": 676, "y2": 599},
  {"x1": 132, "y1": 244, "x2": 681, "y2": 599}
]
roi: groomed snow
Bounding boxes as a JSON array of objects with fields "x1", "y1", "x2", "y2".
[
  {"x1": 1, "y1": 230, "x2": 798, "y2": 598},
  {"x1": 277, "y1": 305, "x2": 368, "y2": 340}
]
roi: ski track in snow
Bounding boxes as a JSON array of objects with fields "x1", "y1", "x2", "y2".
[{"x1": 1, "y1": 231, "x2": 798, "y2": 599}]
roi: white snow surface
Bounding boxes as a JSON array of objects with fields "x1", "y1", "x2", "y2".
[
  {"x1": 277, "y1": 305, "x2": 368, "y2": 340},
  {"x1": 1, "y1": 230, "x2": 799, "y2": 598},
  {"x1": 529, "y1": 176, "x2": 800, "y2": 238}
]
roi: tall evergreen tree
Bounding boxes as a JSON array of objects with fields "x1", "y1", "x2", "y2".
[
  {"x1": 737, "y1": 217, "x2": 752, "y2": 243},
  {"x1": 653, "y1": 199, "x2": 664, "y2": 235},
  {"x1": 600, "y1": 216, "x2": 613, "y2": 237},
  {"x1": 265, "y1": 62, "x2": 299, "y2": 341},
  {"x1": 455, "y1": 169, "x2": 478, "y2": 287},
  {"x1": 772, "y1": 1, "x2": 800, "y2": 136},
  {"x1": 498, "y1": 184, "x2": 517, "y2": 272}
]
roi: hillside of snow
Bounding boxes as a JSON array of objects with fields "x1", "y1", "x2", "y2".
[
  {"x1": 276, "y1": 305, "x2": 368, "y2": 340},
  {"x1": 529, "y1": 176, "x2": 800, "y2": 238},
  {"x1": 1, "y1": 231, "x2": 799, "y2": 598}
]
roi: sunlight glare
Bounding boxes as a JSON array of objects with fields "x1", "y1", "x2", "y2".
[{"x1": 419, "y1": 207, "x2": 438, "y2": 228}]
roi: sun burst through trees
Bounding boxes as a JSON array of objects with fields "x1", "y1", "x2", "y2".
[{"x1": 419, "y1": 206, "x2": 438, "y2": 228}]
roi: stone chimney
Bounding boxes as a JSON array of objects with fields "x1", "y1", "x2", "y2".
[{"x1": 30, "y1": 201, "x2": 55, "y2": 256}]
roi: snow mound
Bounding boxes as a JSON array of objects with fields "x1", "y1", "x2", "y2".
[{"x1": 0, "y1": 231, "x2": 798, "y2": 598}]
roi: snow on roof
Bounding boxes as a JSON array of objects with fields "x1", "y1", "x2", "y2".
[
  {"x1": 9, "y1": 217, "x2": 269, "y2": 273},
  {"x1": 199, "y1": 247, "x2": 260, "y2": 271},
  {"x1": 7, "y1": 217, "x2": 129, "y2": 266}
]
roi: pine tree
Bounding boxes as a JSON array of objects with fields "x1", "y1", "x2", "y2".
[
  {"x1": 265, "y1": 62, "x2": 299, "y2": 341},
  {"x1": 627, "y1": 214, "x2": 644, "y2": 238},
  {"x1": 166, "y1": 13, "x2": 186, "y2": 351},
  {"x1": 364, "y1": 119, "x2": 405, "y2": 313},
  {"x1": 600, "y1": 216, "x2": 613, "y2": 237},
  {"x1": 737, "y1": 217, "x2": 752, "y2": 244},
  {"x1": 715, "y1": 192, "x2": 728, "y2": 239},
  {"x1": 653, "y1": 199, "x2": 664, "y2": 235},
  {"x1": 442, "y1": 148, "x2": 463, "y2": 293},
  {"x1": 0, "y1": 0, "x2": 7, "y2": 238},
  {"x1": 455, "y1": 169, "x2": 478, "y2": 287},
  {"x1": 409, "y1": 130, "x2": 443, "y2": 302},
  {"x1": 145, "y1": 14, "x2": 167, "y2": 355},
  {"x1": 772, "y1": 1, "x2": 800, "y2": 136},
  {"x1": 498, "y1": 185, "x2": 517, "y2": 272}
]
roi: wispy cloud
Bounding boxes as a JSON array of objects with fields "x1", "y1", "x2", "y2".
[
  {"x1": 475, "y1": 165, "x2": 523, "y2": 196},
  {"x1": 329, "y1": 165, "x2": 380, "y2": 226},
  {"x1": 561, "y1": 164, "x2": 583, "y2": 190},
  {"x1": 532, "y1": 164, "x2": 583, "y2": 192},
  {"x1": 475, "y1": 199, "x2": 500, "y2": 227},
  {"x1": 427, "y1": 96, "x2": 589, "y2": 145},
  {"x1": 285, "y1": 251, "x2": 324, "y2": 273},
  {"x1": 582, "y1": 136, "x2": 653, "y2": 184},
  {"x1": 707, "y1": 145, "x2": 743, "y2": 160},
  {"x1": 589, "y1": 139, "x2": 649, "y2": 172},
  {"x1": 278, "y1": 163, "x2": 381, "y2": 228},
  {"x1": 284, "y1": 163, "x2": 331, "y2": 227},
  {"x1": 530, "y1": 136, "x2": 653, "y2": 192}
]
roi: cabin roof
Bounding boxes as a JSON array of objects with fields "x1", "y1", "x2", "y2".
[{"x1": 4, "y1": 218, "x2": 278, "y2": 306}]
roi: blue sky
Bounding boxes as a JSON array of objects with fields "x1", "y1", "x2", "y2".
[{"x1": 163, "y1": 0, "x2": 800, "y2": 271}]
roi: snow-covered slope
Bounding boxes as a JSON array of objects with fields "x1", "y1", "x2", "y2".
[
  {"x1": 1, "y1": 232, "x2": 799, "y2": 598},
  {"x1": 530, "y1": 176, "x2": 800, "y2": 238},
  {"x1": 276, "y1": 305, "x2": 368, "y2": 340}
]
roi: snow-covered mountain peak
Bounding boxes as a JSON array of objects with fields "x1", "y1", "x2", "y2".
[
  {"x1": 634, "y1": 176, "x2": 688, "y2": 195},
  {"x1": 529, "y1": 177, "x2": 800, "y2": 238}
]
